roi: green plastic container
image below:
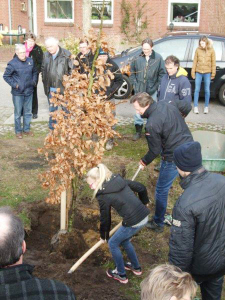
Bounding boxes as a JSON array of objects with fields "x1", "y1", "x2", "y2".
[{"x1": 192, "y1": 131, "x2": 225, "y2": 172}]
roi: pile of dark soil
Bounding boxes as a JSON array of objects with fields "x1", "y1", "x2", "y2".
[{"x1": 23, "y1": 201, "x2": 135, "y2": 300}]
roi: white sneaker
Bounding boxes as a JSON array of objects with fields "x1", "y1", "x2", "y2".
[
  {"x1": 194, "y1": 107, "x2": 199, "y2": 114},
  {"x1": 204, "y1": 107, "x2": 209, "y2": 114}
]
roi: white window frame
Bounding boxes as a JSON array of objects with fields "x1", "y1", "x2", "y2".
[
  {"x1": 45, "y1": 0, "x2": 74, "y2": 23},
  {"x1": 168, "y1": 0, "x2": 201, "y2": 27},
  {"x1": 91, "y1": 0, "x2": 114, "y2": 25}
]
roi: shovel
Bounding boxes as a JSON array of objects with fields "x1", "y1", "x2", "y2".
[{"x1": 68, "y1": 165, "x2": 142, "y2": 274}]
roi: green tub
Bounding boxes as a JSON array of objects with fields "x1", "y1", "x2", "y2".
[{"x1": 192, "y1": 131, "x2": 225, "y2": 172}]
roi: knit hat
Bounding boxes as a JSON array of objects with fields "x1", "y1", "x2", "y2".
[
  {"x1": 98, "y1": 48, "x2": 108, "y2": 56},
  {"x1": 173, "y1": 141, "x2": 202, "y2": 172}
]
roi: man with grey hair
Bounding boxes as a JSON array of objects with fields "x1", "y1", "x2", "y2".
[
  {"x1": 41, "y1": 37, "x2": 73, "y2": 130},
  {"x1": 3, "y1": 44, "x2": 38, "y2": 138},
  {"x1": 0, "y1": 207, "x2": 76, "y2": 299}
]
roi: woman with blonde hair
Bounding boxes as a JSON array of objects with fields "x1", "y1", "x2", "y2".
[
  {"x1": 191, "y1": 36, "x2": 216, "y2": 114},
  {"x1": 86, "y1": 163, "x2": 150, "y2": 284},
  {"x1": 141, "y1": 264, "x2": 197, "y2": 300}
]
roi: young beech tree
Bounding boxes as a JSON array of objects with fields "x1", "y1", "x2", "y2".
[{"x1": 39, "y1": 30, "x2": 119, "y2": 204}]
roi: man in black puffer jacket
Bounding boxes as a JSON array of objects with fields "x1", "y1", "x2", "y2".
[
  {"x1": 41, "y1": 37, "x2": 73, "y2": 130},
  {"x1": 169, "y1": 141, "x2": 225, "y2": 300},
  {"x1": 130, "y1": 92, "x2": 193, "y2": 233}
]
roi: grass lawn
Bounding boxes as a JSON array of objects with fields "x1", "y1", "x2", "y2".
[{"x1": 0, "y1": 122, "x2": 224, "y2": 299}]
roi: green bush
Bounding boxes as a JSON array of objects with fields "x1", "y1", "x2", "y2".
[{"x1": 62, "y1": 33, "x2": 80, "y2": 56}]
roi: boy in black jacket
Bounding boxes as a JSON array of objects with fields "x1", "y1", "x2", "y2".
[{"x1": 169, "y1": 141, "x2": 225, "y2": 300}]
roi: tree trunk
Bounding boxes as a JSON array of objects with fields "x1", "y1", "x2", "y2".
[{"x1": 83, "y1": 0, "x2": 92, "y2": 36}]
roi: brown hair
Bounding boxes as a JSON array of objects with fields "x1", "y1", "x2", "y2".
[
  {"x1": 25, "y1": 32, "x2": 36, "y2": 41},
  {"x1": 142, "y1": 38, "x2": 153, "y2": 47},
  {"x1": 165, "y1": 55, "x2": 180, "y2": 67},
  {"x1": 199, "y1": 36, "x2": 209, "y2": 48},
  {"x1": 130, "y1": 92, "x2": 153, "y2": 107},
  {"x1": 141, "y1": 264, "x2": 197, "y2": 300}
]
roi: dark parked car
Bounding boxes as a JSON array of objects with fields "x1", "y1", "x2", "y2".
[{"x1": 112, "y1": 33, "x2": 225, "y2": 106}]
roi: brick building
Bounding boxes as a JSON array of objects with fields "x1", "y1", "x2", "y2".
[{"x1": 0, "y1": 0, "x2": 224, "y2": 46}]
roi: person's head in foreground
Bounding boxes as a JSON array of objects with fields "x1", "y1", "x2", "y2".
[
  {"x1": 79, "y1": 40, "x2": 89, "y2": 55},
  {"x1": 173, "y1": 141, "x2": 202, "y2": 178},
  {"x1": 97, "y1": 48, "x2": 109, "y2": 64},
  {"x1": 15, "y1": 44, "x2": 26, "y2": 61},
  {"x1": 0, "y1": 206, "x2": 25, "y2": 268},
  {"x1": 142, "y1": 37, "x2": 154, "y2": 57},
  {"x1": 86, "y1": 163, "x2": 112, "y2": 197},
  {"x1": 45, "y1": 37, "x2": 59, "y2": 55},
  {"x1": 141, "y1": 264, "x2": 197, "y2": 300},
  {"x1": 130, "y1": 92, "x2": 154, "y2": 116},
  {"x1": 165, "y1": 55, "x2": 180, "y2": 77}
]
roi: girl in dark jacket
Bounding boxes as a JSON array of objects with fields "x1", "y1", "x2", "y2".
[
  {"x1": 86, "y1": 163, "x2": 150, "y2": 284},
  {"x1": 24, "y1": 33, "x2": 43, "y2": 118}
]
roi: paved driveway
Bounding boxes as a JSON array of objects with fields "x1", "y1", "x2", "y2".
[{"x1": 1, "y1": 67, "x2": 225, "y2": 127}]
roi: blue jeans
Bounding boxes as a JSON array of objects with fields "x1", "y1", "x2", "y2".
[
  {"x1": 48, "y1": 91, "x2": 58, "y2": 130},
  {"x1": 108, "y1": 221, "x2": 147, "y2": 275},
  {"x1": 134, "y1": 90, "x2": 158, "y2": 125},
  {"x1": 12, "y1": 94, "x2": 33, "y2": 134},
  {"x1": 154, "y1": 160, "x2": 178, "y2": 227},
  {"x1": 194, "y1": 72, "x2": 211, "y2": 107}
]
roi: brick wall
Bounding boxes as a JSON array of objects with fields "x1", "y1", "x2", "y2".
[{"x1": 1, "y1": 0, "x2": 224, "y2": 49}]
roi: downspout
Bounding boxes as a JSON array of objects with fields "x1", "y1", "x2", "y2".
[{"x1": 8, "y1": 0, "x2": 12, "y2": 32}]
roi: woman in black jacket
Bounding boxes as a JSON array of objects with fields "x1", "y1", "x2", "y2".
[
  {"x1": 24, "y1": 33, "x2": 43, "y2": 118},
  {"x1": 86, "y1": 163, "x2": 150, "y2": 284}
]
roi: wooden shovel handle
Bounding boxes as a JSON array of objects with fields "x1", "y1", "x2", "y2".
[{"x1": 68, "y1": 222, "x2": 122, "y2": 273}]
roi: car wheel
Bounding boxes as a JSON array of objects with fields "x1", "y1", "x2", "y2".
[
  {"x1": 218, "y1": 83, "x2": 225, "y2": 106},
  {"x1": 114, "y1": 75, "x2": 132, "y2": 99}
]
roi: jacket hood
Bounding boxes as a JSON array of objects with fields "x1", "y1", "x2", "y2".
[
  {"x1": 99, "y1": 174, "x2": 126, "y2": 194},
  {"x1": 169, "y1": 66, "x2": 188, "y2": 79},
  {"x1": 176, "y1": 66, "x2": 188, "y2": 77}
]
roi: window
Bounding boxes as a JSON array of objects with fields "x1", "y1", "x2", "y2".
[
  {"x1": 192, "y1": 39, "x2": 223, "y2": 61},
  {"x1": 168, "y1": 0, "x2": 201, "y2": 27},
  {"x1": 154, "y1": 39, "x2": 189, "y2": 61},
  {"x1": 45, "y1": 0, "x2": 74, "y2": 22},
  {"x1": 91, "y1": 0, "x2": 113, "y2": 24}
]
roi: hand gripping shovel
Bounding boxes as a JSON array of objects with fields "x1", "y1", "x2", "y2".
[{"x1": 68, "y1": 165, "x2": 142, "y2": 274}]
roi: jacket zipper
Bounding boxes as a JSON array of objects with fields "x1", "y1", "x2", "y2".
[{"x1": 163, "y1": 78, "x2": 171, "y2": 100}]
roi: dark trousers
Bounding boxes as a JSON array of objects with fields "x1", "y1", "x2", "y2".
[
  {"x1": 32, "y1": 75, "x2": 39, "y2": 115},
  {"x1": 199, "y1": 276, "x2": 224, "y2": 300}
]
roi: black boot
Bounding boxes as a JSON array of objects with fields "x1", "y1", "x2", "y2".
[{"x1": 132, "y1": 125, "x2": 143, "y2": 141}]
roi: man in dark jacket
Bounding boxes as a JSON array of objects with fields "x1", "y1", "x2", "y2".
[
  {"x1": 41, "y1": 37, "x2": 73, "y2": 130},
  {"x1": 130, "y1": 38, "x2": 166, "y2": 140},
  {"x1": 0, "y1": 207, "x2": 76, "y2": 299},
  {"x1": 158, "y1": 55, "x2": 192, "y2": 103},
  {"x1": 75, "y1": 40, "x2": 94, "y2": 74},
  {"x1": 130, "y1": 92, "x2": 193, "y2": 232},
  {"x1": 97, "y1": 48, "x2": 123, "y2": 150},
  {"x1": 3, "y1": 44, "x2": 38, "y2": 139},
  {"x1": 169, "y1": 141, "x2": 225, "y2": 300}
]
